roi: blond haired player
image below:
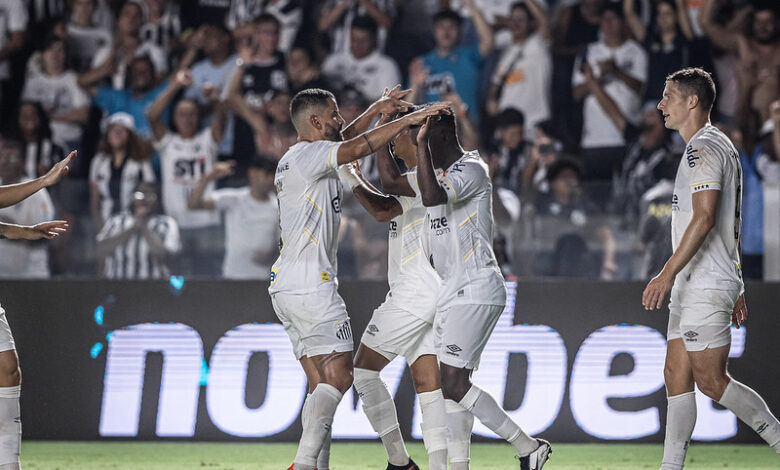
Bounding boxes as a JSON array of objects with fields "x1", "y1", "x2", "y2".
[{"x1": 644, "y1": 67, "x2": 780, "y2": 469}]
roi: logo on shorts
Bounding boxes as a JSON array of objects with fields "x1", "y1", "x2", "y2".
[
  {"x1": 683, "y1": 330, "x2": 699, "y2": 341},
  {"x1": 445, "y1": 344, "x2": 462, "y2": 356},
  {"x1": 757, "y1": 422, "x2": 769, "y2": 435},
  {"x1": 367, "y1": 324, "x2": 379, "y2": 336},
  {"x1": 335, "y1": 321, "x2": 352, "y2": 341}
]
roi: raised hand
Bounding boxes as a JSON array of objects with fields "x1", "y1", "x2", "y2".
[
  {"x1": 24, "y1": 220, "x2": 69, "y2": 240},
  {"x1": 409, "y1": 58, "x2": 429, "y2": 88},
  {"x1": 43, "y1": 151, "x2": 76, "y2": 187},
  {"x1": 375, "y1": 85, "x2": 413, "y2": 117},
  {"x1": 209, "y1": 160, "x2": 236, "y2": 180},
  {"x1": 404, "y1": 101, "x2": 452, "y2": 126},
  {"x1": 175, "y1": 69, "x2": 194, "y2": 88}
]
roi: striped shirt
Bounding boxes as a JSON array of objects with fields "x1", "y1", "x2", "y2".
[
  {"x1": 24, "y1": 138, "x2": 63, "y2": 179},
  {"x1": 97, "y1": 212, "x2": 181, "y2": 279}
]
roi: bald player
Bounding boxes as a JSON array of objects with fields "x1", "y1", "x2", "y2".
[
  {"x1": 269, "y1": 87, "x2": 448, "y2": 470},
  {"x1": 644, "y1": 67, "x2": 780, "y2": 469}
]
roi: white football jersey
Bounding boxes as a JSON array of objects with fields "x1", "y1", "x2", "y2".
[
  {"x1": 383, "y1": 169, "x2": 440, "y2": 322},
  {"x1": 422, "y1": 151, "x2": 506, "y2": 308},
  {"x1": 269, "y1": 140, "x2": 344, "y2": 294},
  {"x1": 155, "y1": 129, "x2": 220, "y2": 229},
  {"x1": 671, "y1": 124, "x2": 743, "y2": 291}
]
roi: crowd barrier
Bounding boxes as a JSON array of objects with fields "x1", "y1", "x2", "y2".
[{"x1": 2, "y1": 279, "x2": 777, "y2": 442}]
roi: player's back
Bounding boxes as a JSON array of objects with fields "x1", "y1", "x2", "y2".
[
  {"x1": 424, "y1": 151, "x2": 506, "y2": 308},
  {"x1": 269, "y1": 140, "x2": 344, "y2": 294},
  {"x1": 672, "y1": 124, "x2": 743, "y2": 291}
]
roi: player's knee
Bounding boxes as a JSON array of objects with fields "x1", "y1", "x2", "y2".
[
  {"x1": 694, "y1": 374, "x2": 729, "y2": 400},
  {"x1": 412, "y1": 370, "x2": 439, "y2": 394},
  {"x1": 440, "y1": 369, "x2": 470, "y2": 402},
  {"x1": 323, "y1": 367, "x2": 353, "y2": 394}
]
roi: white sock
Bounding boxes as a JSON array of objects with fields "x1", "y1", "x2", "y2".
[
  {"x1": 446, "y1": 399, "x2": 473, "y2": 470},
  {"x1": 718, "y1": 380, "x2": 780, "y2": 454},
  {"x1": 458, "y1": 385, "x2": 537, "y2": 456},
  {"x1": 294, "y1": 383, "x2": 342, "y2": 469},
  {"x1": 317, "y1": 428, "x2": 331, "y2": 470},
  {"x1": 353, "y1": 368, "x2": 409, "y2": 466},
  {"x1": 661, "y1": 392, "x2": 696, "y2": 470},
  {"x1": 419, "y1": 389, "x2": 448, "y2": 470},
  {"x1": 0, "y1": 386, "x2": 20, "y2": 469}
]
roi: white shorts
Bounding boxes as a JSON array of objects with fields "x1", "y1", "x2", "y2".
[
  {"x1": 434, "y1": 304, "x2": 503, "y2": 370},
  {"x1": 0, "y1": 307, "x2": 14, "y2": 353},
  {"x1": 667, "y1": 286, "x2": 739, "y2": 352},
  {"x1": 360, "y1": 300, "x2": 436, "y2": 365},
  {"x1": 271, "y1": 285, "x2": 354, "y2": 360}
]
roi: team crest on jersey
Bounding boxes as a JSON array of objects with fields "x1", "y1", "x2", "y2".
[{"x1": 335, "y1": 320, "x2": 352, "y2": 341}]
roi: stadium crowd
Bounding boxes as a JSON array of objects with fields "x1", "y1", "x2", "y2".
[{"x1": 0, "y1": 0, "x2": 776, "y2": 281}]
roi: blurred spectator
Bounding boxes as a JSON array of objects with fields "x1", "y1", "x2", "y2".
[
  {"x1": 0, "y1": 0, "x2": 27, "y2": 114},
  {"x1": 0, "y1": 139, "x2": 54, "y2": 278},
  {"x1": 635, "y1": 174, "x2": 674, "y2": 279},
  {"x1": 624, "y1": 0, "x2": 697, "y2": 103},
  {"x1": 488, "y1": 107, "x2": 527, "y2": 194},
  {"x1": 701, "y1": 0, "x2": 780, "y2": 144},
  {"x1": 188, "y1": 156, "x2": 278, "y2": 279},
  {"x1": 21, "y1": 35, "x2": 89, "y2": 149},
  {"x1": 89, "y1": 1, "x2": 167, "y2": 89},
  {"x1": 318, "y1": 0, "x2": 394, "y2": 53},
  {"x1": 486, "y1": 0, "x2": 551, "y2": 139},
  {"x1": 227, "y1": 0, "x2": 302, "y2": 52},
  {"x1": 286, "y1": 45, "x2": 332, "y2": 94},
  {"x1": 322, "y1": 15, "x2": 400, "y2": 100},
  {"x1": 535, "y1": 157, "x2": 597, "y2": 225},
  {"x1": 89, "y1": 112, "x2": 155, "y2": 230},
  {"x1": 762, "y1": 101, "x2": 780, "y2": 183},
  {"x1": 147, "y1": 69, "x2": 226, "y2": 275},
  {"x1": 139, "y1": 0, "x2": 182, "y2": 58},
  {"x1": 96, "y1": 181, "x2": 181, "y2": 279},
  {"x1": 181, "y1": 0, "x2": 231, "y2": 30},
  {"x1": 521, "y1": 120, "x2": 563, "y2": 199},
  {"x1": 14, "y1": 101, "x2": 65, "y2": 179},
  {"x1": 27, "y1": 0, "x2": 66, "y2": 45},
  {"x1": 182, "y1": 23, "x2": 237, "y2": 156},
  {"x1": 67, "y1": 0, "x2": 112, "y2": 72},
  {"x1": 24, "y1": 16, "x2": 67, "y2": 78},
  {"x1": 573, "y1": 4, "x2": 647, "y2": 183},
  {"x1": 409, "y1": 3, "x2": 494, "y2": 123},
  {"x1": 81, "y1": 55, "x2": 169, "y2": 142}
]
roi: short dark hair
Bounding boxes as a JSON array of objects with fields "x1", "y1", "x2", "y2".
[
  {"x1": 666, "y1": 67, "x2": 716, "y2": 113},
  {"x1": 290, "y1": 88, "x2": 335, "y2": 123},
  {"x1": 255, "y1": 13, "x2": 280, "y2": 29},
  {"x1": 249, "y1": 155, "x2": 278, "y2": 173},
  {"x1": 496, "y1": 108, "x2": 525, "y2": 129},
  {"x1": 510, "y1": 2, "x2": 532, "y2": 18},
  {"x1": 351, "y1": 15, "x2": 378, "y2": 36},
  {"x1": 600, "y1": 3, "x2": 624, "y2": 19},
  {"x1": 547, "y1": 157, "x2": 583, "y2": 183},
  {"x1": 433, "y1": 9, "x2": 462, "y2": 27}
]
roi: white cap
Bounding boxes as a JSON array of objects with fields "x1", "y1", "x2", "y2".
[
  {"x1": 760, "y1": 119, "x2": 774, "y2": 137},
  {"x1": 105, "y1": 112, "x2": 135, "y2": 131}
]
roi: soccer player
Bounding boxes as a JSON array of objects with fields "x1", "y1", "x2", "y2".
[
  {"x1": 386, "y1": 111, "x2": 551, "y2": 469},
  {"x1": 0, "y1": 149, "x2": 74, "y2": 470},
  {"x1": 337, "y1": 107, "x2": 448, "y2": 470},
  {"x1": 269, "y1": 87, "x2": 448, "y2": 470},
  {"x1": 643, "y1": 67, "x2": 780, "y2": 469}
]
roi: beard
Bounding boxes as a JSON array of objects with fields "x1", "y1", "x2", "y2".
[{"x1": 323, "y1": 124, "x2": 343, "y2": 142}]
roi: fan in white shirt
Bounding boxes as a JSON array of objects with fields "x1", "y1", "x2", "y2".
[{"x1": 188, "y1": 156, "x2": 279, "y2": 280}]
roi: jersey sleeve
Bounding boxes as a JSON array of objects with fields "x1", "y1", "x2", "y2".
[
  {"x1": 297, "y1": 140, "x2": 342, "y2": 179},
  {"x1": 683, "y1": 143, "x2": 724, "y2": 193},
  {"x1": 211, "y1": 188, "x2": 241, "y2": 211},
  {"x1": 439, "y1": 160, "x2": 488, "y2": 204},
  {"x1": 153, "y1": 132, "x2": 175, "y2": 153}
]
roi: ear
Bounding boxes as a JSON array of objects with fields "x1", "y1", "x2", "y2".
[
  {"x1": 309, "y1": 114, "x2": 322, "y2": 130},
  {"x1": 688, "y1": 94, "x2": 699, "y2": 111}
]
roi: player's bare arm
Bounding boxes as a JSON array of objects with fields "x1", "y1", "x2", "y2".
[
  {"x1": 414, "y1": 117, "x2": 448, "y2": 207},
  {"x1": 339, "y1": 161, "x2": 402, "y2": 222},
  {"x1": 0, "y1": 220, "x2": 68, "y2": 240},
  {"x1": 336, "y1": 102, "x2": 450, "y2": 166},
  {"x1": 0, "y1": 150, "x2": 76, "y2": 209},
  {"x1": 642, "y1": 189, "x2": 719, "y2": 310},
  {"x1": 341, "y1": 85, "x2": 412, "y2": 140},
  {"x1": 375, "y1": 131, "x2": 415, "y2": 196}
]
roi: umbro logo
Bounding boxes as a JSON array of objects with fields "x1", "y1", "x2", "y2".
[
  {"x1": 684, "y1": 330, "x2": 698, "y2": 341},
  {"x1": 446, "y1": 344, "x2": 462, "y2": 356},
  {"x1": 757, "y1": 422, "x2": 769, "y2": 434},
  {"x1": 367, "y1": 324, "x2": 379, "y2": 336}
]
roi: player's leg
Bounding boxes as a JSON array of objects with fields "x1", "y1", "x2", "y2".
[
  {"x1": 661, "y1": 339, "x2": 696, "y2": 470},
  {"x1": 354, "y1": 344, "x2": 415, "y2": 469},
  {"x1": 410, "y1": 354, "x2": 447, "y2": 470},
  {"x1": 0, "y1": 308, "x2": 20, "y2": 470},
  {"x1": 438, "y1": 305, "x2": 549, "y2": 469},
  {"x1": 299, "y1": 357, "x2": 333, "y2": 470},
  {"x1": 689, "y1": 345, "x2": 780, "y2": 455}
]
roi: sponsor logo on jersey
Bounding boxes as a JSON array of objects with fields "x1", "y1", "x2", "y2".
[
  {"x1": 683, "y1": 330, "x2": 698, "y2": 341},
  {"x1": 269, "y1": 267, "x2": 279, "y2": 285},
  {"x1": 366, "y1": 324, "x2": 379, "y2": 336},
  {"x1": 430, "y1": 217, "x2": 450, "y2": 235},
  {"x1": 686, "y1": 147, "x2": 699, "y2": 167},
  {"x1": 320, "y1": 272, "x2": 331, "y2": 282},
  {"x1": 335, "y1": 320, "x2": 352, "y2": 341},
  {"x1": 276, "y1": 163, "x2": 290, "y2": 174},
  {"x1": 389, "y1": 221, "x2": 398, "y2": 239},
  {"x1": 445, "y1": 344, "x2": 462, "y2": 356},
  {"x1": 671, "y1": 194, "x2": 679, "y2": 211},
  {"x1": 332, "y1": 195, "x2": 341, "y2": 213}
]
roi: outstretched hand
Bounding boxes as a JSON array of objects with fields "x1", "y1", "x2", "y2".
[
  {"x1": 43, "y1": 151, "x2": 76, "y2": 187},
  {"x1": 209, "y1": 161, "x2": 236, "y2": 180},
  {"x1": 24, "y1": 220, "x2": 69, "y2": 240},
  {"x1": 375, "y1": 85, "x2": 413, "y2": 117},
  {"x1": 404, "y1": 101, "x2": 451, "y2": 126}
]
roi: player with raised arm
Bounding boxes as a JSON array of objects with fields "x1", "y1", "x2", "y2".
[
  {"x1": 269, "y1": 86, "x2": 448, "y2": 470},
  {"x1": 411, "y1": 113, "x2": 551, "y2": 469},
  {"x1": 643, "y1": 67, "x2": 780, "y2": 469},
  {"x1": 337, "y1": 104, "x2": 448, "y2": 470},
  {"x1": 0, "y1": 150, "x2": 75, "y2": 470}
]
